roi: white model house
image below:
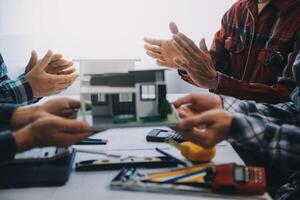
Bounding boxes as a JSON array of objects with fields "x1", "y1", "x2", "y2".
[{"x1": 77, "y1": 59, "x2": 172, "y2": 125}]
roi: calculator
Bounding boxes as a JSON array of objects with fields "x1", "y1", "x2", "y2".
[
  {"x1": 210, "y1": 163, "x2": 266, "y2": 195},
  {"x1": 146, "y1": 129, "x2": 185, "y2": 143}
]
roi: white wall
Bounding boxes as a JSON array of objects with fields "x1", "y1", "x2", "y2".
[{"x1": 0, "y1": 0, "x2": 235, "y2": 94}]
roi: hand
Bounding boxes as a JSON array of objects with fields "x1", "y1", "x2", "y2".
[
  {"x1": 173, "y1": 93, "x2": 222, "y2": 119},
  {"x1": 26, "y1": 50, "x2": 78, "y2": 97},
  {"x1": 13, "y1": 116, "x2": 93, "y2": 152},
  {"x1": 45, "y1": 56, "x2": 76, "y2": 76},
  {"x1": 144, "y1": 22, "x2": 187, "y2": 69},
  {"x1": 11, "y1": 98, "x2": 81, "y2": 129},
  {"x1": 172, "y1": 33, "x2": 218, "y2": 89},
  {"x1": 41, "y1": 98, "x2": 81, "y2": 119},
  {"x1": 175, "y1": 109, "x2": 232, "y2": 148},
  {"x1": 25, "y1": 50, "x2": 73, "y2": 75}
]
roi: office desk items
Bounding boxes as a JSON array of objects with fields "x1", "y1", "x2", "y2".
[
  {"x1": 75, "y1": 156, "x2": 180, "y2": 171},
  {"x1": 75, "y1": 138, "x2": 108, "y2": 145},
  {"x1": 111, "y1": 163, "x2": 266, "y2": 196},
  {"x1": 155, "y1": 147, "x2": 189, "y2": 167},
  {"x1": 2, "y1": 106, "x2": 271, "y2": 200},
  {"x1": 0, "y1": 148, "x2": 75, "y2": 188},
  {"x1": 146, "y1": 129, "x2": 185, "y2": 143},
  {"x1": 166, "y1": 138, "x2": 216, "y2": 162}
]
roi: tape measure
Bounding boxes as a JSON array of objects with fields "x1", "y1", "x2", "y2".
[{"x1": 165, "y1": 138, "x2": 216, "y2": 162}]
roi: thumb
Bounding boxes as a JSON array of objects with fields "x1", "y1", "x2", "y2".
[
  {"x1": 199, "y1": 38, "x2": 209, "y2": 53},
  {"x1": 37, "y1": 50, "x2": 53, "y2": 70},
  {"x1": 169, "y1": 21, "x2": 179, "y2": 34},
  {"x1": 29, "y1": 50, "x2": 38, "y2": 66},
  {"x1": 173, "y1": 94, "x2": 196, "y2": 108}
]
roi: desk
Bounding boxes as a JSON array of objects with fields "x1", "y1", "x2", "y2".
[{"x1": 0, "y1": 95, "x2": 272, "y2": 200}]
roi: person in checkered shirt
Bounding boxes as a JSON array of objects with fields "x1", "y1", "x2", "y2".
[
  {"x1": 145, "y1": 0, "x2": 300, "y2": 104},
  {"x1": 0, "y1": 50, "x2": 77, "y2": 105},
  {"x1": 173, "y1": 50, "x2": 300, "y2": 199}
]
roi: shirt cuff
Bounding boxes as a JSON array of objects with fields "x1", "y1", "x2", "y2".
[
  {"x1": 0, "y1": 105, "x2": 18, "y2": 129},
  {"x1": 0, "y1": 130, "x2": 17, "y2": 164},
  {"x1": 220, "y1": 95, "x2": 244, "y2": 113},
  {"x1": 227, "y1": 113, "x2": 247, "y2": 144},
  {"x1": 211, "y1": 72, "x2": 229, "y2": 94},
  {"x1": 17, "y1": 74, "x2": 35, "y2": 102}
]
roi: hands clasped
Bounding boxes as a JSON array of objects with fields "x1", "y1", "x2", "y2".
[
  {"x1": 26, "y1": 50, "x2": 78, "y2": 97},
  {"x1": 144, "y1": 22, "x2": 218, "y2": 89},
  {"x1": 173, "y1": 93, "x2": 232, "y2": 149}
]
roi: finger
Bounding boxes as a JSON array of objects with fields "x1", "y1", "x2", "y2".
[
  {"x1": 65, "y1": 98, "x2": 81, "y2": 109},
  {"x1": 49, "y1": 64, "x2": 72, "y2": 74},
  {"x1": 38, "y1": 50, "x2": 53, "y2": 69},
  {"x1": 174, "y1": 33, "x2": 200, "y2": 54},
  {"x1": 173, "y1": 34, "x2": 198, "y2": 56},
  {"x1": 173, "y1": 57, "x2": 189, "y2": 69},
  {"x1": 177, "y1": 108, "x2": 192, "y2": 119},
  {"x1": 144, "y1": 37, "x2": 162, "y2": 46},
  {"x1": 156, "y1": 59, "x2": 169, "y2": 66},
  {"x1": 169, "y1": 21, "x2": 179, "y2": 34},
  {"x1": 57, "y1": 67, "x2": 76, "y2": 75},
  {"x1": 29, "y1": 50, "x2": 38, "y2": 66},
  {"x1": 51, "y1": 72, "x2": 79, "y2": 84},
  {"x1": 172, "y1": 40, "x2": 193, "y2": 61},
  {"x1": 51, "y1": 53, "x2": 63, "y2": 62},
  {"x1": 146, "y1": 51, "x2": 163, "y2": 60},
  {"x1": 199, "y1": 38, "x2": 209, "y2": 53},
  {"x1": 51, "y1": 62, "x2": 74, "y2": 73},
  {"x1": 57, "y1": 119, "x2": 91, "y2": 132},
  {"x1": 56, "y1": 77, "x2": 77, "y2": 87},
  {"x1": 51, "y1": 59, "x2": 72, "y2": 68},
  {"x1": 144, "y1": 44, "x2": 161, "y2": 54},
  {"x1": 173, "y1": 94, "x2": 195, "y2": 108}
]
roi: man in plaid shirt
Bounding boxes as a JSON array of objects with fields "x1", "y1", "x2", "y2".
[
  {"x1": 0, "y1": 50, "x2": 77, "y2": 105},
  {"x1": 145, "y1": 0, "x2": 300, "y2": 103},
  {"x1": 173, "y1": 50, "x2": 300, "y2": 198}
]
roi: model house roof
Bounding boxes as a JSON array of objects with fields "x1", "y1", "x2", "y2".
[{"x1": 89, "y1": 69, "x2": 166, "y2": 87}]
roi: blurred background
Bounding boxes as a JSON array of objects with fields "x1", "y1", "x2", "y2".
[{"x1": 0, "y1": 0, "x2": 235, "y2": 94}]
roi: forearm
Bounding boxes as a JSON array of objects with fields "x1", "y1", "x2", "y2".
[
  {"x1": 214, "y1": 72, "x2": 295, "y2": 103},
  {"x1": 228, "y1": 113, "x2": 300, "y2": 171},
  {"x1": 221, "y1": 95, "x2": 298, "y2": 125},
  {"x1": 10, "y1": 105, "x2": 42, "y2": 130}
]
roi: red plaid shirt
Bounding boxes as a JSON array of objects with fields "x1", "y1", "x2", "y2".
[{"x1": 179, "y1": 0, "x2": 300, "y2": 103}]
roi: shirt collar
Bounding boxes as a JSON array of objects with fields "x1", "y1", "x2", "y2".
[{"x1": 248, "y1": 0, "x2": 297, "y2": 13}]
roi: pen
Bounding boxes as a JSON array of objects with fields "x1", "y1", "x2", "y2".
[
  {"x1": 155, "y1": 147, "x2": 188, "y2": 167},
  {"x1": 75, "y1": 138, "x2": 108, "y2": 145}
]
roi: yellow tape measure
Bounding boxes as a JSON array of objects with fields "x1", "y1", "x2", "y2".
[{"x1": 165, "y1": 138, "x2": 216, "y2": 162}]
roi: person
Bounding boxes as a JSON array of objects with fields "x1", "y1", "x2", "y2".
[
  {"x1": 144, "y1": 0, "x2": 300, "y2": 103},
  {"x1": 0, "y1": 98, "x2": 93, "y2": 164},
  {"x1": 173, "y1": 50, "x2": 300, "y2": 198},
  {"x1": 0, "y1": 50, "x2": 78, "y2": 105}
]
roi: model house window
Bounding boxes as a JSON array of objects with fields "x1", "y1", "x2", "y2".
[
  {"x1": 91, "y1": 94, "x2": 108, "y2": 105},
  {"x1": 98, "y1": 94, "x2": 106, "y2": 102},
  {"x1": 140, "y1": 85, "x2": 156, "y2": 100},
  {"x1": 119, "y1": 93, "x2": 133, "y2": 102}
]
